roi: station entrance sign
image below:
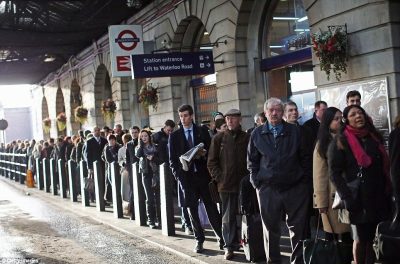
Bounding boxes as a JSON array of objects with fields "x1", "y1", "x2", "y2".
[
  {"x1": 109, "y1": 25, "x2": 144, "y2": 77},
  {"x1": 131, "y1": 51, "x2": 214, "y2": 79}
]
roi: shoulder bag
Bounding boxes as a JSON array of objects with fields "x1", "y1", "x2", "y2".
[
  {"x1": 332, "y1": 166, "x2": 363, "y2": 210},
  {"x1": 303, "y1": 214, "x2": 353, "y2": 264}
]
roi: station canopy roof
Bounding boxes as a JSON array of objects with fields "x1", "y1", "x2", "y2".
[{"x1": 0, "y1": 0, "x2": 149, "y2": 85}]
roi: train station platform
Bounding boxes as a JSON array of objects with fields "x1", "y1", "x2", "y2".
[{"x1": 0, "y1": 177, "x2": 292, "y2": 264}]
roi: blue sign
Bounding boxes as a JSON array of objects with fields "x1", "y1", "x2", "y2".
[{"x1": 131, "y1": 51, "x2": 215, "y2": 78}]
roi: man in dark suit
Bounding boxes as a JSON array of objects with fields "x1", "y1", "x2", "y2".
[
  {"x1": 83, "y1": 126, "x2": 108, "y2": 201},
  {"x1": 168, "y1": 104, "x2": 223, "y2": 253},
  {"x1": 125, "y1": 126, "x2": 140, "y2": 220},
  {"x1": 303, "y1": 100, "x2": 327, "y2": 144}
]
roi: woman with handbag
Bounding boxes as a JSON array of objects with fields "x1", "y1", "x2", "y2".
[
  {"x1": 313, "y1": 107, "x2": 352, "y2": 244},
  {"x1": 328, "y1": 105, "x2": 391, "y2": 264},
  {"x1": 135, "y1": 129, "x2": 161, "y2": 229}
]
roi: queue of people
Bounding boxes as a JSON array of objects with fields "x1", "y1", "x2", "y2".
[{"x1": 1, "y1": 89, "x2": 399, "y2": 264}]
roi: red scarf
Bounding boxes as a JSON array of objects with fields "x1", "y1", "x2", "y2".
[{"x1": 344, "y1": 125, "x2": 391, "y2": 192}]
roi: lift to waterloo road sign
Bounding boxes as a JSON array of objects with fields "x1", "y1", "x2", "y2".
[{"x1": 131, "y1": 51, "x2": 215, "y2": 79}]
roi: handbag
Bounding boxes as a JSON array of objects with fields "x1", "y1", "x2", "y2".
[
  {"x1": 303, "y1": 214, "x2": 353, "y2": 264},
  {"x1": 208, "y1": 180, "x2": 221, "y2": 204},
  {"x1": 332, "y1": 167, "x2": 363, "y2": 209},
  {"x1": 373, "y1": 210, "x2": 400, "y2": 262}
]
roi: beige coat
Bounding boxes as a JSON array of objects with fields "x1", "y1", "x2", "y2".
[{"x1": 313, "y1": 142, "x2": 350, "y2": 234}]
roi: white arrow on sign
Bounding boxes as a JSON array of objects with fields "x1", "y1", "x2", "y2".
[{"x1": 207, "y1": 63, "x2": 211, "y2": 67}]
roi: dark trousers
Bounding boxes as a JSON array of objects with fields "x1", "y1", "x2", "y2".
[
  {"x1": 181, "y1": 207, "x2": 192, "y2": 229},
  {"x1": 104, "y1": 167, "x2": 113, "y2": 202},
  {"x1": 257, "y1": 182, "x2": 310, "y2": 264},
  {"x1": 75, "y1": 164, "x2": 81, "y2": 195},
  {"x1": 220, "y1": 192, "x2": 240, "y2": 250},
  {"x1": 177, "y1": 180, "x2": 192, "y2": 229},
  {"x1": 142, "y1": 173, "x2": 160, "y2": 224},
  {"x1": 128, "y1": 169, "x2": 134, "y2": 216},
  {"x1": 184, "y1": 173, "x2": 223, "y2": 244}
]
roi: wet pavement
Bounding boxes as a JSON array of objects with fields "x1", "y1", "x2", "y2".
[
  {"x1": 0, "y1": 177, "x2": 293, "y2": 264},
  {"x1": 0, "y1": 180, "x2": 187, "y2": 264}
]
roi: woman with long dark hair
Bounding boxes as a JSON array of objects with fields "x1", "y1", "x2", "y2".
[
  {"x1": 135, "y1": 129, "x2": 161, "y2": 229},
  {"x1": 313, "y1": 107, "x2": 351, "y2": 243},
  {"x1": 328, "y1": 105, "x2": 391, "y2": 264}
]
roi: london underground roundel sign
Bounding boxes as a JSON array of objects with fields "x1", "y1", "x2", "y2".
[
  {"x1": 115, "y1": 29, "x2": 140, "y2": 51},
  {"x1": 0, "y1": 119, "x2": 8, "y2": 130}
]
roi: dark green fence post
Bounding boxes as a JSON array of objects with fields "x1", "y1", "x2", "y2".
[
  {"x1": 58, "y1": 159, "x2": 67, "y2": 198},
  {"x1": 79, "y1": 160, "x2": 89, "y2": 207},
  {"x1": 36, "y1": 158, "x2": 43, "y2": 190},
  {"x1": 68, "y1": 160, "x2": 77, "y2": 202},
  {"x1": 42, "y1": 158, "x2": 50, "y2": 193},
  {"x1": 110, "y1": 162, "x2": 123, "y2": 218},
  {"x1": 93, "y1": 161, "x2": 105, "y2": 212},
  {"x1": 50, "y1": 158, "x2": 58, "y2": 195},
  {"x1": 132, "y1": 163, "x2": 146, "y2": 226},
  {"x1": 159, "y1": 163, "x2": 175, "y2": 236}
]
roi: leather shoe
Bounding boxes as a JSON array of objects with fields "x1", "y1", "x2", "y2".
[
  {"x1": 224, "y1": 249, "x2": 234, "y2": 260},
  {"x1": 194, "y1": 242, "x2": 204, "y2": 253}
]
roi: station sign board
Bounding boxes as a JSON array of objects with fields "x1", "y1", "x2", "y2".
[
  {"x1": 109, "y1": 25, "x2": 144, "y2": 77},
  {"x1": 131, "y1": 51, "x2": 214, "y2": 79}
]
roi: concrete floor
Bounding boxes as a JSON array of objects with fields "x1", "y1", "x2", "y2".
[{"x1": 0, "y1": 177, "x2": 292, "y2": 264}]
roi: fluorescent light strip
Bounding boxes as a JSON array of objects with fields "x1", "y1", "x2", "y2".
[
  {"x1": 297, "y1": 16, "x2": 308, "y2": 22},
  {"x1": 294, "y1": 29, "x2": 310, "y2": 32},
  {"x1": 269, "y1": 45, "x2": 284, "y2": 48},
  {"x1": 273, "y1": 17, "x2": 298, "y2": 20}
]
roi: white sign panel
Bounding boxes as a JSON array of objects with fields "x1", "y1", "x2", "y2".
[
  {"x1": 320, "y1": 78, "x2": 391, "y2": 147},
  {"x1": 109, "y1": 25, "x2": 144, "y2": 77}
]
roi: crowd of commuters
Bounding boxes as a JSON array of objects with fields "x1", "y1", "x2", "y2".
[{"x1": 1, "y1": 89, "x2": 399, "y2": 264}]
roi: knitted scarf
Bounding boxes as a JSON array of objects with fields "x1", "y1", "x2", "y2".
[{"x1": 344, "y1": 125, "x2": 391, "y2": 191}]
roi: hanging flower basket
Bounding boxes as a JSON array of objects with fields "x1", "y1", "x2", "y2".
[
  {"x1": 56, "y1": 112, "x2": 67, "y2": 132},
  {"x1": 101, "y1": 98, "x2": 117, "y2": 121},
  {"x1": 312, "y1": 25, "x2": 348, "y2": 81},
  {"x1": 74, "y1": 106, "x2": 88, "y2": 124},
  {"x1": 43, "y1": 117, "x2": 51, "y2": 134},
  {"x1": 138, "y1": 83, "x2": 159, "y2": 111}
]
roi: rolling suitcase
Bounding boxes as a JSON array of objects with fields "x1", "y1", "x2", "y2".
[{"x1": 241, "y1": 213, "x2": 266, "y2": 262}]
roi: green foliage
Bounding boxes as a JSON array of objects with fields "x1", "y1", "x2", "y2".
[{"x1": 312, "y1": 28, "x2": 347, "y2": 81}]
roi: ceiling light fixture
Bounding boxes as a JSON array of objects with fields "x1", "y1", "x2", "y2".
[
  {"x1": 294, "y1": 29, "x2": 310, "y2": 32},
  {"x1": 44, "y1": 56, "x2": 56, "y2": 62},
  {"x1": 126, "y1": 0, "x2": 142, "y2": 8},
  {"x1": 273, "y1": 17, "x2": 298, "y2": 21},
  {"x1": 297, "y1": 16, "x2": 308, "y2": 22}
]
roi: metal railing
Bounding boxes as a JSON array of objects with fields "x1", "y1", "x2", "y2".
[
  {"x1": 0, "y1": 152, "x2": 28, "y2": 184},
  {"x1": 0, "y1": 153, "x2": 177, "y2": 236}
]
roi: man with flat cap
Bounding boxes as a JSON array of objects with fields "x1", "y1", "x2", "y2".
[{"x1": 208, "y1": 108, "x2": 250, "y2": 260}]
